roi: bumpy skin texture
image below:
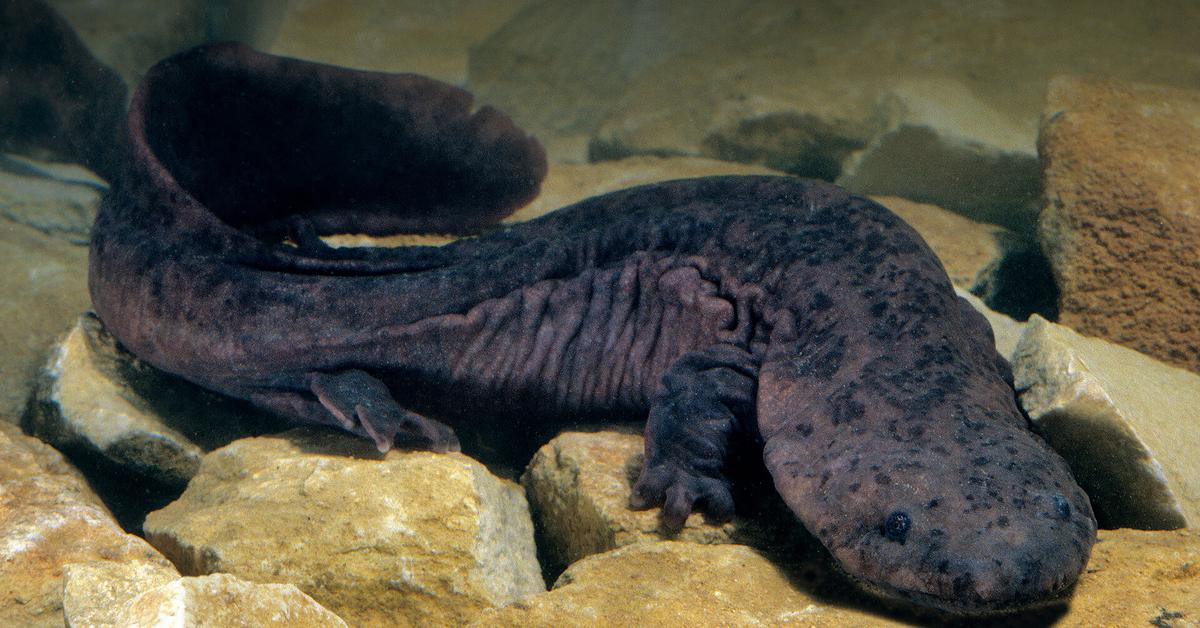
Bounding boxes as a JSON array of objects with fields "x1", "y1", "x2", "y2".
[{"x1": 90, "y1": 44, "x2": 1096, "y2": 615}]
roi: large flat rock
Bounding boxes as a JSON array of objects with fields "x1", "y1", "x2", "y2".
[
  {"x1": 61, "y1": 559, "x2": 180, "y2": 628},
  {"x1": 113, "y1": 573, "x2": 347, "y2": 628},
  {"x1": 143, "y1": 429, "x2": 544, "y2": 626}
]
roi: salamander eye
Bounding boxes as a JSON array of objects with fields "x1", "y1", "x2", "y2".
[{"x1": 882, "y1": 510, "x2": 912, "y2": 544}]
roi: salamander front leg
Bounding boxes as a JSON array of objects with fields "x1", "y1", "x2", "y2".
[
  {"x1": 309, "y1": 370, "x2": 460, "y2": 453},
  {"x1": 630, "y1": 344, "x2": 758, "y2": 532}
]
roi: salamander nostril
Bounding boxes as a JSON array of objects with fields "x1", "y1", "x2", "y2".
[{"x1": 883, "y1": 510, "x2": 912, "y2": 544}]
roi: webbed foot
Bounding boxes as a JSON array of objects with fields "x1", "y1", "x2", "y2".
[
  {"x1": 627, "y1": 344, "x2": 757, "y2": 533},
  {"x1": 630, "y1": 461, "x2": 735, "y2": 532},
  {"x1": 310, "y1": 370, "x2": 460, "y2": 453}
]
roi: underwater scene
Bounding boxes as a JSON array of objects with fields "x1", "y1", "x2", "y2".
[{"x1": 1, "y1": 0, "x2": 1198, "y2": 625}]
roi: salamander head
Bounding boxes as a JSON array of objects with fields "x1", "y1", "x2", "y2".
[
  {"x1": 773, "y1": 428, "x2": 1097, "y2": 615},
  {"x1": 768, "y1": 415, "x2": 1099, "y2": 614}
]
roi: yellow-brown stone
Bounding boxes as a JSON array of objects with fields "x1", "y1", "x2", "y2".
[
  {"x1": 143, "y1": 428, "x2": 543, "y2": 626},
  {"x1": 1039, "y1": 76, "x2": 1200, "y2": 374},
  {"x1": 117, "y1": 573, "x2": 348, "y2": 627},
  {"x1": 471, "y1": 542, "x2": 901, "y2": 627},
  {"x1": 522, "y1": 431, "x2": 739, "y2": 571},
  {"x1": 0, "y1": 422, "x2": 172, "y2": 627},
  {"x1": 473, "y1": 530, "x2": 1199, "y2": 626}
]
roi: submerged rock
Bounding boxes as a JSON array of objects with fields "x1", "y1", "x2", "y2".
[
  {"x1": 0, "y1": 163, "x2": 97, "y2": 422},
  {"x1": 522, "y1": 430, "x2": 740, "y2": 572},
  {"x1": 24, "y1": 313, "x2": 284, "y2": 528},
  {"x1": 471, "y1": 541, "x2": 894, "y2": 627},
  {"x1": 881, "y1": 196, "x2": 1056, "y2": 320},
  {"x1": 64, "y1": 561, "x2": 347, "y2": 628},
  {"x1": 61, "y1": 559, "x2": 180, "y2": 627},
  {"x1": 113, "y1": 573, "x2": 346, "y2": 628},
  {"x1": 470, "y1": 0, "x2": 1200, "y2": 219},
  {"x1": 837, "y1": 78, "x2": 1042, "y2": 233},
  {"x1": 1013, "y1": 316, "x2": 1200, "y2": 529},
  {"x1": 957, "y1": 288, "x2": 1027, "y2": 361},
  {"x1": 143, "y1": 429, "x2": 544, "y2": 626},
  {"x1": 1039, "y1": 76, "x2": 1200, "y2": 375},
  {"x1": 0, "y1": 421, "x2": 172, "y2": 627}
]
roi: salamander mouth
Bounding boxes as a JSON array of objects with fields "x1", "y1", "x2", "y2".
[
  {"x1": 844, "y1": 561, "x2": 1080, "y2": 619},
  {"x1": 835, "y1": 560, "x2": 1077, "y2": 618},
  {"x1": 830, "y1": 533, "x2": 1084, "y2": 619}
]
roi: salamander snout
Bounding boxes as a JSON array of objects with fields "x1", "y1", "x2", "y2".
[{"x1": 845, "y1": 483, "x2": 1097, "y2": 615}]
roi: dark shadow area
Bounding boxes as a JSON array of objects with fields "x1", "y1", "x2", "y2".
[{"x1": 974, "y1": 234, "x2": 1060, "y2": 322}]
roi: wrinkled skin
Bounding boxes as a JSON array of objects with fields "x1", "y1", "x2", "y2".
[{"x1": 90, "y1": 44, "x2": 1097, "y2": 615}]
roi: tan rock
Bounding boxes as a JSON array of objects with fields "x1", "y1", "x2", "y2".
[
  {"x1": 471, "y1": 541, "x2": 895, "y2": 627},
  {"x1": 0, "y1": 420, "x2": 97, "y2": 499},
  {"x1": 117, "y1": 574, "x2": 347, "y2": 628},
  {"x1": 62, "y1": 560, "x2": 348, "y2": 627},
  {"x1": 1012, "y1": 316, "x2": 1200, "y2": 529},
  {"x1": 268, "y1": 0, "x2": 531, "y2": 85},
  {"x1": 0, "y1": 166, "x2": 96, "y2": 421},
  {"x1": 0, "y1": 422, "x2": 173, "y2": 627},
  {"x1": 473, "y1": 528, "x2": 1198, "y2": 625},
  {"x1": 1059, "y1": 529, "x2": 1200, "y2": 627},
  {"x1": 143, "y1": 428, "x2": 544, "y2": 626},
  {"x1": 522, "y1": 431, "x2": 738, "y2": 571},
  {"x1": 62, "y1": 559, "x2": 180, "y2": 627},
  {"x1": 24, "y1": 313, "x2": 281, "y2": 491},
  {"x1": 1039, "y1": 76, "x2": 1200, "y2": 374}
]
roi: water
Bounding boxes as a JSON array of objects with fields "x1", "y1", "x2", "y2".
[{"x1": 2, "y1": 1, "x2": 1198, "y2": 625}]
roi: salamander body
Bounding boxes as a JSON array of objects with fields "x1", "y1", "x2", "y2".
[{"x1": 89, "y1": 44, "x2": 1096, "y2": 615}]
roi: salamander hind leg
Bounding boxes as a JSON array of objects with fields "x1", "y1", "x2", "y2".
[
  {"x1": 630, "y1": 345, "x2": 758, "y2": 532},
  {"x1": 309, "y1": 370, "x2": 460, "y2": 454}
]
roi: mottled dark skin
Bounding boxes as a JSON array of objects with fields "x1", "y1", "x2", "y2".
[{"x1": 89, "y1": 44, "x2": 1096, "y2": 615}]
